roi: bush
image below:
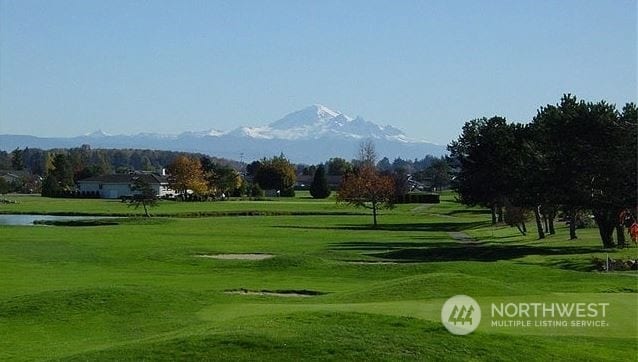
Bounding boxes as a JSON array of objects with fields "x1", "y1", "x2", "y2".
[
  {"x1": 280, "y1": 187, "x2": 295, "y2": 197},
  {"x1": 250, "y1": 183, "x2": 264, "y2": 197},
  {"x1": 395, "y1": 193, "x2": 440, "y2": 204}
]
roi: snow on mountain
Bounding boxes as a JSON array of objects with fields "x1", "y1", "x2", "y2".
[
  {"x1": 178, "y1": 129, "x2": 225, "y2": 138},
  {"x1": 78, "y1": 104, "x2": 419, "y2": 143},
  {"x1": 84, "y1": 129, "x2": 112, "y2": 138},
  {"x1": 227, "y1": 126, "x2": 273, "y2": 139},
  {"x1": 226, "y1": 104, "x2": 421, "y2": 142},
  {"x1": 0, "y1": 104, "x2": 445, "y2": 163},
  {"x1": 269, "y1": 104, "x2": 343, "y2": 130}
]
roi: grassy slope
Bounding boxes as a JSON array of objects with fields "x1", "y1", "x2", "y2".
[
  {"x1": 0, "y1": 192, "x2": 636, "y2": 360},
  {"x1": 0, "y1": 194, "x2": 357, "y2": 216}
]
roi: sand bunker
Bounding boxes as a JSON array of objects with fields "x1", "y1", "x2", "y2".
[
  {"x1": 448, "y1": 232, "x2": 477, "y2": 243},
  {"x1": 224, "y1": 288, "x2": 324, "y2": 297},
  {"x1": 195, "y1": 253, "x2": 274, "y2": 260}
]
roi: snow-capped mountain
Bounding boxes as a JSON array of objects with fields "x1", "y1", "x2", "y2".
[
  {"x1": 178, "y1": 129, "x2": 225, "y2": 138},
  {"x1": 0, "y1": 105, "x2": 445, "y2": 163},
  {"x1": 84, "y1": 129, "x2": 112, "y2": 138},
  {"x1": 228, "y1": 104, "x2": 416, "y2": 142},
  {"x1": 270, "y1": 104, "x2": 343, "y2": 130}
]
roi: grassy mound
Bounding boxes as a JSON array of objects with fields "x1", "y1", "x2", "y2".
[
  {"x1": 62, "y1": 312, "x2": 634, "y2": 361},
  {"x1": 0, "y1": 192, "x2": 635, "y2": 360}
]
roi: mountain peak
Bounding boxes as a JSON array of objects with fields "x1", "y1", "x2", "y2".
[
  {"x1": 85, "y1": 129, "x2": 111, "y2": 137},
  {"x1": 269, "y1": 104, "x2": 342, "y2": 130},
  {"x1": 309, "y1": 104, "x2": 340, "y2": 117},
  {"x1": 0, "y1": 104, "x2": 445, "y2": 163}
]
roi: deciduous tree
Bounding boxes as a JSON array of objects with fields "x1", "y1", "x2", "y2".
[
  {"x1": 357, "y1": 139, "x2": 377, "y2": 167},
  {"x1": 337, "y1": 165, "x2": 395, "y2": 227},
  {"x1": 200, "y1": 157, "x2": 242, "y2": 197},
  {"x1": 167, "y1": 155, "x2": 208, "y2": 198},
  {"x1": 325, "y1": 157, "x2": 352, "y2": 176},
  {"x1": 128, "y1": 177, "x2": 158, "y2": 217},
  {"x1": 254, "y1": 154, "x2": 296, "y2": 196}
]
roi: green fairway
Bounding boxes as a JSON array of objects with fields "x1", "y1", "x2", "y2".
[{"x1": 1, "y1": 192, "x2": 636, "y2": 360}]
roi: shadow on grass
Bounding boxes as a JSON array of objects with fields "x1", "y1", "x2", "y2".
[
  {"x1": 523, "y1": 259, "x2": 597, "y2": 272},
  {"x1": 445, "y1": 209, "x2": 492, "y2": 216},
  {"x1": 371, "y1": 244, "x2": 602, "y2": 262},
  {"x1": 273, "y1": 220, "x2": 491, "y2": 233},
  {"x1": 330, "y1": 240, "x2": 463, "y2": 251}
]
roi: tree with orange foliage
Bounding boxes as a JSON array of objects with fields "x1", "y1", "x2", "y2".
[
  {"x1": 167, "y1": 155, "x2": 209, "y2": 199},
  {"x1": 337, "y1": 165, "x2": 395, "y2": 227}
]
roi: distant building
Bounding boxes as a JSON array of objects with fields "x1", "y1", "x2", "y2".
[
  {"x1": 0, "y1": 170, "x2": 30, "y2": 184},
  {"x1": 295, "y1": 175, "x2": 343, "y2": 189},
  {"x1": 76, "y1": 173, "x2": 174, "y2": 199}
]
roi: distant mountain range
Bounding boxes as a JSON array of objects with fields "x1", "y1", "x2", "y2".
[{"x1": 0, "y1": 105, "x2": 445, "y2": 163}]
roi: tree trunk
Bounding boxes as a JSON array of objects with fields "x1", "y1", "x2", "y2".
[
  {"x1": 568, "y1": 208, "x2": 577, "y2": 240},
  {"x1": 594, "y1": 210, "x2": 616, "y2": 248},
  {"x1": 616, "y1": 224, "x2": 626, "y2": 248},
  {"x1": 143, "y1": 202, "x2": 150, "y2": 217},
  {"x1": 521, "y1": 221, "x2": 527, "y2": 233},
  {"x1": 597, "y1": 224, "x2": 614, "y2": 248},
  {"x1": 548, "y1": 210, "x2": 556, "y2": 235},
  {"x1": 491, "y1": 205, "x2": 497, "y2": 225},
  {"x1": 543, "y1": 215, "x2": 549, "y2": 233},
  {"x1": 533, "y1": 207, "x2": 545, "y2": 239},
  {"x1": 516, "y1": 224, "x2": 526, "y2": 236},
  {"x1": 497, "y1": 206, "x2": 504, "y2": 223},
  {"x1": 372, "y1": 202, "x2": 378, "y2": 227}
]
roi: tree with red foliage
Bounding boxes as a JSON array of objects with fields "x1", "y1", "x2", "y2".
[{"x1": 337, "y1": 165, "x2": 395, "y2": 227}]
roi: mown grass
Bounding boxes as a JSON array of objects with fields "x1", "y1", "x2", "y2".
[
  {"x1": 0, "y1": 191, "x2": 636, "y2": 360},
  {"x1": 0, "y1": 192, "x2": 356, "y2": 217}
]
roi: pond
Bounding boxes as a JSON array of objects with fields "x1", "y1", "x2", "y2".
[{"x1": 0, "y1": 214, "x2": 107, "y2": 226}]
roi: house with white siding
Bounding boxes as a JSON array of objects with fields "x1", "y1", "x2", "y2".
[{"x1": 76, "y1": 173, "x2": 174, "y2": 199}]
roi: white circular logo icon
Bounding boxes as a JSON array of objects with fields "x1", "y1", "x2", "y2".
[{"x1": 441, "y1": 295, "x2": 481, "y2": 335}]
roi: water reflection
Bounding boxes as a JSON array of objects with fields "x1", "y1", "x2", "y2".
[{"x1": 0, "y1": 214, "x2": 100, "y2": 226}]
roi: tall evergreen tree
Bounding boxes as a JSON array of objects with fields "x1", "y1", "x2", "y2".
[
  {"x1": 448, "y1": 116, "x2": 517, "y2": 224},
  {"x1": 309, "y1": 165, "x2": 331, "y2": 199},
  {"x1": 41, "y1": 174, "x2": 60, "y2": 197},
  {"x1": 51, "y1": 154, "x2": 74, "y2": 191},
  {"x1": 531, "y1": 95, "x2": 588, "y2": 239},
  {"x1": 10, "y1": 148, "x2": 25, "y2": 170}
]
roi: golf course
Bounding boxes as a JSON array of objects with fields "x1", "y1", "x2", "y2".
[{"x1": 1, "y1": 192, "x2": 636, "y2": 361}]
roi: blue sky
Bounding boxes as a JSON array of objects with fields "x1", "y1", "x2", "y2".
[{"x1": 0, "y1": 0, "x2": 635, "y2": 145}]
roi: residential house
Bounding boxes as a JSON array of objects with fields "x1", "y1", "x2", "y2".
[
  {"x1": 77, "y1": 173, "x2": 174, "y2": 199},
  {"x1": 0, "y1": 170, "x2": 30, "y2": 184}
]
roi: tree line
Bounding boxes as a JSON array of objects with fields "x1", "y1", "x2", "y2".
[
  {"x1": 448, "y1": 94, "x2": 636, "y2": 248},
  {"x1": 3, "y1": 145, "x2": 237, "y2": 178},
  {"x1": 1, "y1": 146, "x2": 235, "y2": 194},
  {"x1": 297, "y1": 155, "x2": 452, "y2": 190},
  {"x1": 3, "y1": 144, "x2": 451, "y2": 195}
]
